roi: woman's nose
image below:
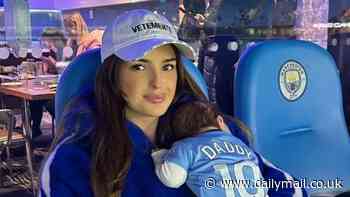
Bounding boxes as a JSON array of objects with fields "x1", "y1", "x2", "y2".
[{"x1": 150, "y1": 70, "x2": 162, "y2": 89}]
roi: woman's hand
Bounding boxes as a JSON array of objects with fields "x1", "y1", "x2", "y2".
[
  {"x1": 194, "y1": 13, "x2": 206, "y2": 27},
  {"x1": 77, "y1": 29, "x2": 103, "y2": 56},
  {"x1": 40, "y1": 56, "x2": 56, "y2": 74},
  {"x1": 41, "y1": 56, "x2": 56, "y2": 65}
]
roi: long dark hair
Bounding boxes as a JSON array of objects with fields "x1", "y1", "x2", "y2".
[
  {"x1": 92, "y1": 45, "x2": 206, "y2": 196},
  {"x1": 92, "y1": 54, "x2": 130, "y2": 196}
]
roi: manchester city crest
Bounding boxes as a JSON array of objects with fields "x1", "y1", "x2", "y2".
[{"x1": 279, "y1": 61, "x2": 307, "y2": 101}]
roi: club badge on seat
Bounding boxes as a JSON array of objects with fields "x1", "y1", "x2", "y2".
[{"x1": 279, "y1": 60, "x2": 307, "y2": 101}]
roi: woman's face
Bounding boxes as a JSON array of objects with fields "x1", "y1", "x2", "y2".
[
  {"x1": 64, "y1": 20, "x2": 77, "y2": 37},
  {"x1": 119, "y1": 45, "x2": 178, "y2": 120}
]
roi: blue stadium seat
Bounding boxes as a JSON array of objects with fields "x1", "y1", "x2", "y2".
[
  {"x1": 235, "y1": 40, "x2": 350, "y2": 194},
  {"x1": 330, "y1": 32, "x2": 350, "y2": 130},
  {"x1": 55, "y1": 48, "x2": 208, "y2": 123},
  {"x1": 55, "y1": 49, "x2": 102, "y2": 123}
]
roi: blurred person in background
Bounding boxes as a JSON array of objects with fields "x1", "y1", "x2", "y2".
[
  {"x1": 0, "y1": 44, "x2": 20, "y2": 75},
  {"x1": 178, "y1": 0, "x2": 209, "y2": 61},
  {"x1": 63, "y1": 12, "x2": 89, "y2": 57},
  {"x1": 338, "y1": 8, "x2": 350, "y2": 33},
  {"x1": 64, "y1": 12, "x2": 103, "y2": 57},
  {"x1": 178, "y1": 0, "x2": 219, "y2": 63},
  {"x1": 30, "y1": 28, "x2": 64, "y2": 139},
  {"x1": 77, "y1": 29, "x2": 104, "y2": 55},
  {"x1": 40, "y1": 27, "x2": 66, "y2": 72}
]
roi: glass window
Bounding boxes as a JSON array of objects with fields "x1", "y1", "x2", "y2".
[{"x1": 0, "y1": 8, "x2": 64, "y2": 42}]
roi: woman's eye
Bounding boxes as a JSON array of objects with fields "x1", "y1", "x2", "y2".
[
  {"x1": 130, "y1": 64, "x2": 145, "y2": 71},
  {"x1": 163, "y1": 64, "x2": 175, "y2": 71}
]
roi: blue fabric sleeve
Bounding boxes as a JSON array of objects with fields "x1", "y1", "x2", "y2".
[
  {"x1": 163, "y1": 141, "x2": 193, "y2": 171},
  {"x1": 41, "y1": 143, "x2": 94, "y2": 197}
]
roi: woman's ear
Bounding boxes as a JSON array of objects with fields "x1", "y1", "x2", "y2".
[{"x1": 217, "y1": 115, "x2": 230, "y2": 133}]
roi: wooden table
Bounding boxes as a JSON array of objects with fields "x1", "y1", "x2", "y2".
[
  {"x1": 0, "y1": 82, "x2": 55, "y2": 101},
  {"x1": 0, "y1": 80, "x2": 55, "y2": 195}
]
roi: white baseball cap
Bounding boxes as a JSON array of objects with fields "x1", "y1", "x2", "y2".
[{"x1": 101, "y1": 9, "x2": 195, "y2": 62}]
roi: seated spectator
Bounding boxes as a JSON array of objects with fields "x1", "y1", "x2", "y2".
[
  {"x1": 30, "y1": 28, "x2": 64, "y2": 138},
  {"x1": 0, "y1": 44, "x2": 20, "y2": 75}
]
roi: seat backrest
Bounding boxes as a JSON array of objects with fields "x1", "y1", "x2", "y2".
[
  {"x1": 330, "y1": 32, "x2": 350, "y2": 130},
  {"x1": 199, "y1": 35, "x2": 239, "y2": 116},
  {"x1": 235, "y1": 40, "x2": 350, "y2": 193},
  {"x1": 55, "y1": 49, "x2": 102, "y2": 123},
  {"x1": 55, "y1": 49, "x2": 208, "y2": 124}
]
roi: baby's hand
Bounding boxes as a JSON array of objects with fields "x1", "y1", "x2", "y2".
[{"x1": 151, "y1": 149, "x2": 168, "y2": 164}]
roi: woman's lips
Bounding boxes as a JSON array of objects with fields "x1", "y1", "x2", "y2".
[{"x1": 144, "y1": 94, "x2": 165, "y2": 104}]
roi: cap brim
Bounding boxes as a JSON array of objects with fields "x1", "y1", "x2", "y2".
[{"x1": 115, "y1": 38, "x2": 195, "y2": 62}]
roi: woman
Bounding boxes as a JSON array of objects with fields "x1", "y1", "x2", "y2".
[
  {"x1": 39, "y1": 9, "x2": 306, "y2": 197},
  {"x1": 63, "y1": 12, "x2": 103, "y2": 57},
  {"x1": 63, "y1": 12, "x2": 89, "y2": 49},
  {"x1": 40, "y1": 9, "x2": 200, "y2": 197},
  {"x1": 63, "y1": 12, "x2": 89, "y2": 58}
]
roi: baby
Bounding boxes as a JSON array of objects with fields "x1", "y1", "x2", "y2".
[{"x1": 152, "y1": 100, "x2": 267, "y2": 197}]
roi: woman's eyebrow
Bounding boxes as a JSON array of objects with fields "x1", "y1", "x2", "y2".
[
  {"x1": 137, "y1": 58, "x2": 176, "y2": 63},
  {"x1": 137, "y1": 59, "x2": 150, "y2": 63},
  {"x1": 163, "y1": 58, "x2": 176, "y2": 63}
]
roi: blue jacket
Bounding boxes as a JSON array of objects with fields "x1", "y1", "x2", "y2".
[{"x1": 39, "y1": 94, "x2": 307, "y2": 197}]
